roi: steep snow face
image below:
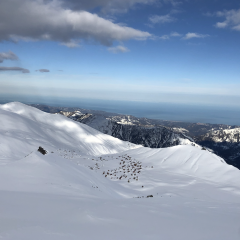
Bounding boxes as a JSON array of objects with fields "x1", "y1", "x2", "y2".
[
  {"x1": 1, "y1": 102, "x2": 240, "y2": 240},
  {"x1": 59, "y1": 111, "x2": 197, "y2": 148},
  {"x1": 0, "y1": 102, "x2": 139, "y2": 161}
]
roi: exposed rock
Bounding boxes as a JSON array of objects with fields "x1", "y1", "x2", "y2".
[{"x1": 38, "y1": 146, "x2": 47, "y2": 155}]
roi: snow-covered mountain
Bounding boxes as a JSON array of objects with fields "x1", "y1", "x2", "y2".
[
  {"x1": 57, "y1": 109, "x2": 240, "y2": 170},
  {"x1": 196, "y1": 128, "x2": 240, "y2": 169},
  {"x1": 30, "y1": 104, "x2": 240, "y2": 169},
  {"x1": 1, "y1": 102, "x2": 240, "y2": 240},
  {"x1": 197, "y1": 128, "x2": 240, "y2": 143},
  {"x1": 59, "y1": 110, "x2": 196, "y2": 148}
]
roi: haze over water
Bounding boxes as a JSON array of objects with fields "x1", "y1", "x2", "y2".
[{"x1": 1, "y1": 95, "x2": 240, "y2": 126}]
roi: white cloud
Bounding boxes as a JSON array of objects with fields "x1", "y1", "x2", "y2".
[
  {"x1": 233, "y1": 25, "x2": 240, "y2": 31},
  {"x1": 155, "y1": 32, "x2": 182, "y2": 40},
  {"x1": 215, "y1": 22, "x2": 228, "y2": 28},
  {"x1": 149, "y1": 14, "x2": 175, "y2": 24},
  {"x1": 0, "y1": 0, "x2": 151, "y2": 46},
  {"x1": 148, "y1": 7, "x2": 181, "y2": 26},
  {"x1": 215, "y1": 9, "x2": 240, "y2": 31},
  {"x1": 170, "y1": 31, "x2": 182, "y2": 37},
  {"x1": 159, "y1": 35, "x2": 170, "y2": 40},
  {"x1": 108, "y1": 45, "x2": 130, "y2": 53},
  {"x1": 182, "y1": 33, "x2": 209, "y2": 40},
  {"x1": 154, "y1": 31, "x2": 208, "y2": 41},
  {"x1": 60, "y1": 40, "x2": 81, "y2": 48},
  {"x1": 0, "y1": 51, "x2": 18, "y2": 63}
]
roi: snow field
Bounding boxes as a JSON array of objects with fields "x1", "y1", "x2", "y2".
[{"x1": 1, "y1": 102, "x2": 240, "y2": 239}]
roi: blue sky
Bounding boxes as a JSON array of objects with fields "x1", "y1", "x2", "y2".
[{"x1": 1, "y1": 0, "x2": 240, "y2": 107}]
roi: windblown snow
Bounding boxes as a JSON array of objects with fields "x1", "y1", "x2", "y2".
[{"x1": 0, "y1": 102, "x2": 240, "y2": 240}]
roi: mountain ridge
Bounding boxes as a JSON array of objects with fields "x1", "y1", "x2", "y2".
[
  {"x1": 29, "y1": 103, "x2": 240, "y2": 169},
  {"x1": 59, "y1": 110, "x2": 195, "y2": 148}
]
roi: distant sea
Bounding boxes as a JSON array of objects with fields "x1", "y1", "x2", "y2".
[{"x1": 1, "y1": 95, "x2": 240, "y2": 126}]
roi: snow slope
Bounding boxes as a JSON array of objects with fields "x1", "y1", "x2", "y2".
[
  {"x1": 1, "y1": 102, "x2": 240, "y2": 240},
  {"x1": 0, "y1": 102, "x2": 138, "y2": 162}
]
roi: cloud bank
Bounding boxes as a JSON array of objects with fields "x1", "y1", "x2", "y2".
[{"x1": 0, "y1": 0, "x2": 151, "y2": 46}]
